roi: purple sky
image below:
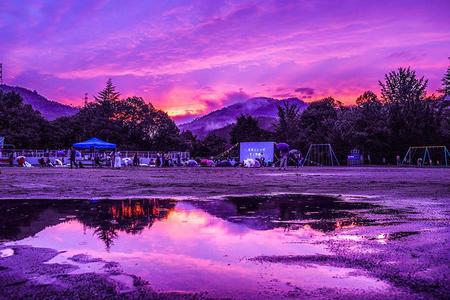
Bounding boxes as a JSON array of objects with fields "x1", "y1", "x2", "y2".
[{"x1": 1, "y1": 0, "x2": 449, "y2": 123}]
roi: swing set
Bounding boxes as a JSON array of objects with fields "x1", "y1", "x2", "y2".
[
  {"x1": 302, "y1": 144, "x2": 340, "y2": 167},
  {"x1": 402, "y1": 146, "x2": 450, "y2": 167}
]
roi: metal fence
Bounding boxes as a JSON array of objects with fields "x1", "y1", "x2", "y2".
[{"x1": 0, "y1": 149, "x2": 190, "y2": 166}]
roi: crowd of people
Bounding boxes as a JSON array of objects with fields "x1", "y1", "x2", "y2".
[
  {"x1": 65, "y1": 148, "x2": 189, "y2": 169},
  {"x1": 4, "y1": 142, "x2": 440, "y2": 169},
  {"x1": 1, "y1": 146, "x2": 306, "y2": 169}
]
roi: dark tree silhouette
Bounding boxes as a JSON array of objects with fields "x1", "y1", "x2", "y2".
[
  {"x1": 332, "y1": 91, "x2": 389, "y2": 163},
  {"x1": 298, "y1": 97, "x2": 341, "y2": 146},
  {"x1": 196, "y1": 134, "x2": 228, "y2": 157},
  {"x1": 379, "y1": 68, "x2": 438, "y2": 154},
  {"x1": 356, "y1": 90, "x2": 379, "y2": 107},
  {"x1": 51, "y1": 94, "x2": 183, "y2": 150},
  {"x1": 95, "y1": 78, "x2": 120, "y2": 104},
  {"x1": 0, "y1": 91, "x2": 50, "y2": 148},
  {"x1": 274, "y1": 101, "x2": 301, "y2": 144},
  {"x1": 379, "y1": 67, "x2": 428, "y2": 104},
  {"x1": 441, "y1": 57, "x2": 450, "y2": 96},
  {"x1": 230, "y1": 115, "x2": 271, "y2": 145}
]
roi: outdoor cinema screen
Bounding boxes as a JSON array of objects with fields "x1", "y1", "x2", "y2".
[{"x1": 239, "y1": 142, "x2": 274, "y2": 163}]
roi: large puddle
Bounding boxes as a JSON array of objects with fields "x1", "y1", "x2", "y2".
[{"x1": 0, "y1": 195, "x2": 392, "y2": 298}]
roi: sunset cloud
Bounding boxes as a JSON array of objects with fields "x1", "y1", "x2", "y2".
[{"x1": 0, "y1": 0, "x2": 449, "y2": 118}]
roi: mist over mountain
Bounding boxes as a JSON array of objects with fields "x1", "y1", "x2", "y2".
[
  {"x1": 179, "y1": 97, "x2": 308, "y2": 139},
  {"x1": 0, "y1": 84, "x2": 79, "y2": 120}
]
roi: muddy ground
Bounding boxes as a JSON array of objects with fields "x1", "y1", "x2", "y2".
[
  {"x1": 0, "y1": 166, "x2": 449, "y2": 200},
  {"x1": 0, "y1": 166, "x2": 449, "y2": 299}
]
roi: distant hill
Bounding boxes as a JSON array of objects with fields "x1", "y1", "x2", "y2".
[
  {"x1": 179, "y1": 97, "x2": 307, "y2": 139},
  {"x1": 0, "y1": 84, "x2": 79, "y2": 120}
]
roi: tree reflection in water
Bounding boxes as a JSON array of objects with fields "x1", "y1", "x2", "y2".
[
  {"x1": 79, "y1": 199, "x2": 176, "y2": 250},
  {"x1": 0, "y1": 199, "x2": 176, "y2": 250},
  {"x1": 193, "y1": 194, "x2": 379, "y2": 232},
  {"x1": 0, "y1": 195, "x2": 381, "y2": 250}
]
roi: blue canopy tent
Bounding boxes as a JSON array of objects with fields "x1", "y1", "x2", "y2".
[{"x1": 73, "y1": 138, "x2": 116, "y2": 150}]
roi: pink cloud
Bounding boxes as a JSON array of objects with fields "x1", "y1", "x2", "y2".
[{"x1": 0, "y1": 0, "x2": 449, "y2": 116}]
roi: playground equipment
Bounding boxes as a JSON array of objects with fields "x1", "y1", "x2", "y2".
[
  {"x1": 402, "y1": 146, "x2": 450, "y2": 167},
  {"x1": 302, "y1": 144, "x2": 340, "y2": 166},
  {"x1": 214, "y1": 143, "x2": 239, "y2": 161}
]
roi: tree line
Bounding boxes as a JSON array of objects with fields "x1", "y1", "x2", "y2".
[
  {"x1": 0, "y1": 79, "x2": 185, "y2": 151},
  {"x1": 0, "y1": 65, "x2": 449, "y2": 164},
  {"x1": 196, "y1": 66, "x2": 450, "y2": 163}
]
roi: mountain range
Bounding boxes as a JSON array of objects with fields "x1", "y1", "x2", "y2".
[
  {"x1": 179, "y1": 97, "x2": 307, "y2": 139},
  {"x1": 0, "y1": 84, "x2": 308, "y2": 139},
  {"x1": 0, "y1": 84, "x2": 79, "y2": 120}
]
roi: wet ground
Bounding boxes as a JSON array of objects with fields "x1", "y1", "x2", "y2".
[
  {"x1": 0, "y1": 167, "x2": 449, "y2": 299},
  {"x1": 0, "y1": 166, "x2": 449, "y2": 200}
]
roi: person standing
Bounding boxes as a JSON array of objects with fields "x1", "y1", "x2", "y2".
[
  {"x1": 8, "y1": 151, "x2": 14, "y2": 166},
  {"x1": 280, "y1": 152, "x2": 288, "y2": 170},
  {"x1": 296, "y1": 153, "x2": 303, "y2": 167},
  {"x1": 114, "y1": 151, "x2": 122, "y2": 169},
  {"x1": 276, "y1": 143, "x2": 290, "y2": 171},
  {"x1": 69, "y1": 147, "x2": 77, "y2": 169},
  {"x1": 133, "y1": 152, "x2": 139, "y2": 167},
  {"x1": 279, "y1": 149, "x2": 289, "y2": 170},
  {"x1": 176, "y1": 154, "x2": 181, "y2": 167},
  {"x1": 156, "y1": 153, "x2": 161, "y2": 167},
  {"x1": 94, "y1": 153, "x2": 102, "y2": 168},
  {"x1": 161, "y1": 152, "x2": 166, "y2": 168},
  {"x1": 110, "y1": 150, "x2": 116, "y2": 168}
]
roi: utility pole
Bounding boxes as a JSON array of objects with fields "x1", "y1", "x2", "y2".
[
  {"x1": 84, "y1": 92, "x2": 88, "y2": 106},
  {"x1": 0, "y1": 63, "x2": 3, "y2": 85}
]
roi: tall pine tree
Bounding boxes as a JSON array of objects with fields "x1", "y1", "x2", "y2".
[
  {"x1": 442, "y1": 57, "x2": 450, "y2": 96},
  {"x1": 95, "y1": 78, "x2": 120, "y2": 103}
]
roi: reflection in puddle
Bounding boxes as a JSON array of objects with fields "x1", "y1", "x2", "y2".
[{"x1": 0, "y1": 195, "x2": 389, "y2": 298}]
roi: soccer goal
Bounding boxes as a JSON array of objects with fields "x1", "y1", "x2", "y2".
[
  {"x1": 302, "y1": 144, "x2": 340, "y2": 166},
  {"x1": 402, "y1": 146, "x2": 450, "y2": 167}
]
